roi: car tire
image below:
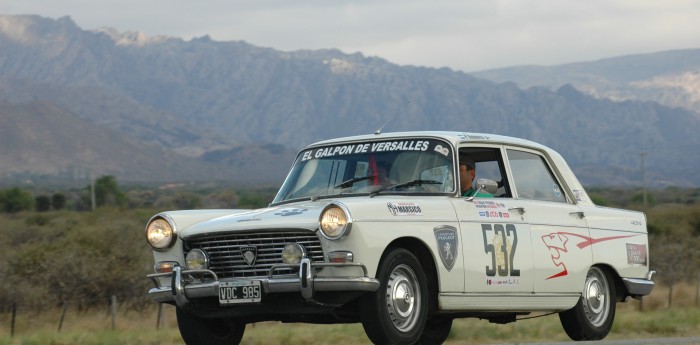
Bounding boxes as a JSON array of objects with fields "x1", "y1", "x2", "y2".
[
  {"x1": 558, "y1": 266, "x2": 616, "y2": 341},
  {"x1": 176, "y1": 307, "x2": 245, "y2": 345},
  {"x1": 419, "y1": 316, "x2": 453, "y2": 344},
  {"x1": 360, "y1": 248, "x2": 429, "y2": 345}
]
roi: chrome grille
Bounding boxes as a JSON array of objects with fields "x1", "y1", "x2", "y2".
[{"x1": 184, "y1": 230, "x2": 324, "y2": 278}]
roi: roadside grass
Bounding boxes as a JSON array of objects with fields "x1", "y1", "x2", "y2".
[{"x1": 1, "y1": 284, "x2": 698, "y2": 345}]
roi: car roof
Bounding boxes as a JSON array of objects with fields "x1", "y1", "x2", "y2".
[
  {"x1": 308, "y1": 131, "x2": 549, "y2": 152},
  {"x1": 304, "y1": 130, "x2": 591, "y2": 206}
]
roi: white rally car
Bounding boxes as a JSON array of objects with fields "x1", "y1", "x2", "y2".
[{"x1": 145, "y1": 131, "x2": 654, "y2": 345}]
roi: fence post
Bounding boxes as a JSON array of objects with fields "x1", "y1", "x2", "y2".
[
  {"x1": 11, "y1": 303, "x2": 16, "y2": 337},
  {"x1": 156, "y1": 303, "x2": 164, "y2": 330},
  {"x1": 110, "y1": 295, "x2": 117, "y2": 330},
  {"x1": 58, "y1": 300, "x2": 68, "y2": 332},
  {"x1": 696, "y1": 273, "x2": 699, "y2": 307}
]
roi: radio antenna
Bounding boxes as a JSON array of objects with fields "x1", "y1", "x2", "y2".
[
  {"x1": 374, "y1": 118, "x2": 391, "y2": 135},
  {"x1": 375, "y1": 99, "x2": 412, "y2": 135}
]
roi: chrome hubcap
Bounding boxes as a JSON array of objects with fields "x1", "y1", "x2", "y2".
[
  {"x1": 386, "y1": 264, "x2": 421, "y2": 332},
  {"x1": 583, "y1": 267, "x2": 609, "y2": 327}
]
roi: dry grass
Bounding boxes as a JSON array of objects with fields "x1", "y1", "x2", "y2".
[
  {"x1": 634, "y1": 281, "x2": 699, "y2": 310},
  {"x1": 1, "y1": 283, "x2": 699, "y2": 345}
]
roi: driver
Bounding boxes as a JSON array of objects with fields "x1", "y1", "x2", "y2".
[{"x1": 459, "y1": 153, "x2": 493, "y2": 198}]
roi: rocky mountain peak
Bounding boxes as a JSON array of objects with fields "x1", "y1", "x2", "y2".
[
  {"x1": 0, "y1": 15, "x2": 80, "y2": 44},
  {"x1": 94, "y1": 27, "x2": 171, "y2": 46}
]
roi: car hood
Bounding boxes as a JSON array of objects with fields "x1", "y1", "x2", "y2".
[{"x1": 179, "y1": 201, "x2": 334, "y2": 239}]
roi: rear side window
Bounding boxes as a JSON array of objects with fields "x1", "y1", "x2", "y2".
[{"x1": 507, "y1": 149, "x2": 566, "y2": 203}]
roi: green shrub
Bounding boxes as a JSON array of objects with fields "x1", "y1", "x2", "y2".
[
  {"x1": 0, "y1": 187, "x2": 34, "y2": 213},
  {"x1": 52, "y1": 193, "x2": 67, "y2": 210},
  {"x1": 35, "y1": 195, "x2": 51, "y2": 212}
]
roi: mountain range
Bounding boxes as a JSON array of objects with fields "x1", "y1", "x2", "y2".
[
  {"x1": 472, "y1": 48, "x2": 700, "y2": 114},
  {"x1": 1, "y1": 14, "x2": 699, "y2": 187}
]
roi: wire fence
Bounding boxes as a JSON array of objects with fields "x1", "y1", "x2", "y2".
[{"x1": 1, "y1": 295, "x2": 168, "y2": 337}]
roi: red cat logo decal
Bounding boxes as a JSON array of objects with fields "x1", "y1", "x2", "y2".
[{"x1": 541, "y1": 232, "x2": 636, "y2": 280}]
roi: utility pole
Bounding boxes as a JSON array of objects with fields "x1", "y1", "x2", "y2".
[
  {"x1": 640, "y1": 152, "x2": 647, "y2": 207},
  {"x1": 90, "y1": 174, "x2": 96, "y2": 211}
]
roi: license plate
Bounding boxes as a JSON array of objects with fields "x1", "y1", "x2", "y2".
[{"x1": 219, "y1": 280, "x2": 262, "y2": 304}]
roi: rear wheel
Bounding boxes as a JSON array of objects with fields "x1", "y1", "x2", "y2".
[
  {"x1": 559, "y1": 266, "x2": 616, "y2": 340},
  {"x1": 360, "y1": 248, "x2": 429, "y2": 345},
  {"x1": 176, "y1": 307, "x2": 245, "y2": 345}
]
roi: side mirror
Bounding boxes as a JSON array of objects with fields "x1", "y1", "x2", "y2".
[{"x1": 476, "y1": 178, "x2": 499, "y2": 195}]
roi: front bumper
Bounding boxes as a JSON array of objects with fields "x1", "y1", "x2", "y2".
[{"x1": 147, "y1": 258, "x2": 379, "y2": 308}]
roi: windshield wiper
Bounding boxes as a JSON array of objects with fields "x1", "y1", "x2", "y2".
[
  {"x1": 334, "y1": 175, "x2": 376, "y2": 189},
  {"x1": 369, "y1": 179, "x2": 442, "y2": 197}
]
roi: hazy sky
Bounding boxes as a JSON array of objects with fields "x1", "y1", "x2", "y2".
[{"x1": 2, "y1": 0, "x2": 699, "y2": 72}]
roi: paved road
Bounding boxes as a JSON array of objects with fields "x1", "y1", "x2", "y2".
[{"x1": 493, "y1": 338, "x2": 700, "y2": 345}]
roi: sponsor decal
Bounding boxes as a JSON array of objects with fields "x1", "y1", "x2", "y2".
[
  {"x1": 474, "y1": 200, "x2": 510, "y2": 219},
  {"x1": 240, "y1": 246, "x2": 257, "y2": 266},
  {"x1": 387, "y1": 202, "x2": 423, "y2": 216},
  {"x1": 572, "y1": 190, "x2": 587, "y2": 202},
  {"x1": 301, "y1": 140, "x2": 431, "y2": 161},
  {"x1": 553, "y1": 184, "x2": 562, "y2": 198},
  {"x1": 541, "y1": 232, "x2": 638, "y2": 280},
  {"x1": 274, "y1": 208, "x2": 308, "y2": 216},
  {"x1": 626, "y1": 243, "x2": 648, "y2": 265},
  {"x1": 478, "y1": 211, "x2": 511, "y2": 219},
  {"x1": 434, "y1": 145, "x2": 450, "y2": 156},
  {"x1": 474, "y1": 200, "x2": 507, "y2": 209},
  {"x1": 487, "y1": 277, "x2": 520, "y2": 286},
  {"x1": 434, "y1": 226, "x2": 458, "y2": 271},
  {"x1": 465, "y1": 134, "x2": 490, "y2": 140}
]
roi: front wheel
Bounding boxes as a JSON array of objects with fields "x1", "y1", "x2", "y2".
[
  {"x1": 360, "y1": 248, "x2": 429, "y2": 345},
  {"x1": 559, "y1": 266, "x2": 616, "y2": 340},
  {"x1": 176, "y1": 307, "x2": 245, "y2": 345},
  {"x1": 419, "y1": 316, "x2": 453, "y2": 344}
]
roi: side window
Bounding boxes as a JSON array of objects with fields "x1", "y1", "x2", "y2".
[
  {"x1": 506, "y1": 149, "x2": 566, "y2": 203},
  {"x1": 459, "y1": 147, "x2": 510, "y2": 197}
]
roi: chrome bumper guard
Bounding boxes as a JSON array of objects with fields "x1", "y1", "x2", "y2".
[
  {"x1": 147, "y1": 258, "x2": 379, "y2": 307},
  {"x1": 622, "y1": 270, "x2": 656, "y2": 298}
]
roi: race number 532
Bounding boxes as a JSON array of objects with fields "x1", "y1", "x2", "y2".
[{"x1": 481, "y1": 224, "x2": 520, "y2": 277}]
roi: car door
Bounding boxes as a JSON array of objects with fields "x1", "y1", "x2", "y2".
[
  {"x1": 504, "y1": 148, "x2": 591, "y2": 294},
  {"x1": 451, "y1": 145, "x2": 534, "y2": 294}
]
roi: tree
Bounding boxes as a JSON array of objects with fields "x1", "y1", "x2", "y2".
[
  {"x1": 588, "y1": 193, "x2": 610, "y2": 206},
  {"x1": 52, "y1": 193, "x2": 67, "y2": 210},
  {"x1": 35, "y1": 195, "x2": 51, "y2": 212},
  {"x1": 631, "y1": 192, "x2": 656, "y2": 206},
  {"x1": 92, "y1": 176, "x2": 127, "y2": 208},
  {"x1": 214, "y1": 190, "x2": 239, "y2": 208},
  {"x1": 0, "y1": 188, "x2": 34, "y2": 213},
  {"x1": 173, "y1": 192, "x2": 202, "y2": 209}
]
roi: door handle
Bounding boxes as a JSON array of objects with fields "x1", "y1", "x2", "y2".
[
  {"x1": 569, "y1": 211, "x2": 585, "y2": 219},
  {"x1": 508, "y1": 207, "x2": 525, "y2": 215}
]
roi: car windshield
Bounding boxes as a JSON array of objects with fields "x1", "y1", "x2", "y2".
[{"x1": 273, "y1": 138, "x2": 456, "y2": 203}]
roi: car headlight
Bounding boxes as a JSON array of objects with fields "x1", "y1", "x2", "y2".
[
  {"x1": 319, "y1": 203, "x2": 352, "y2": 240},
  {"x1": 145, "y1": 215, "x2": 177, "y2": 251}
]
